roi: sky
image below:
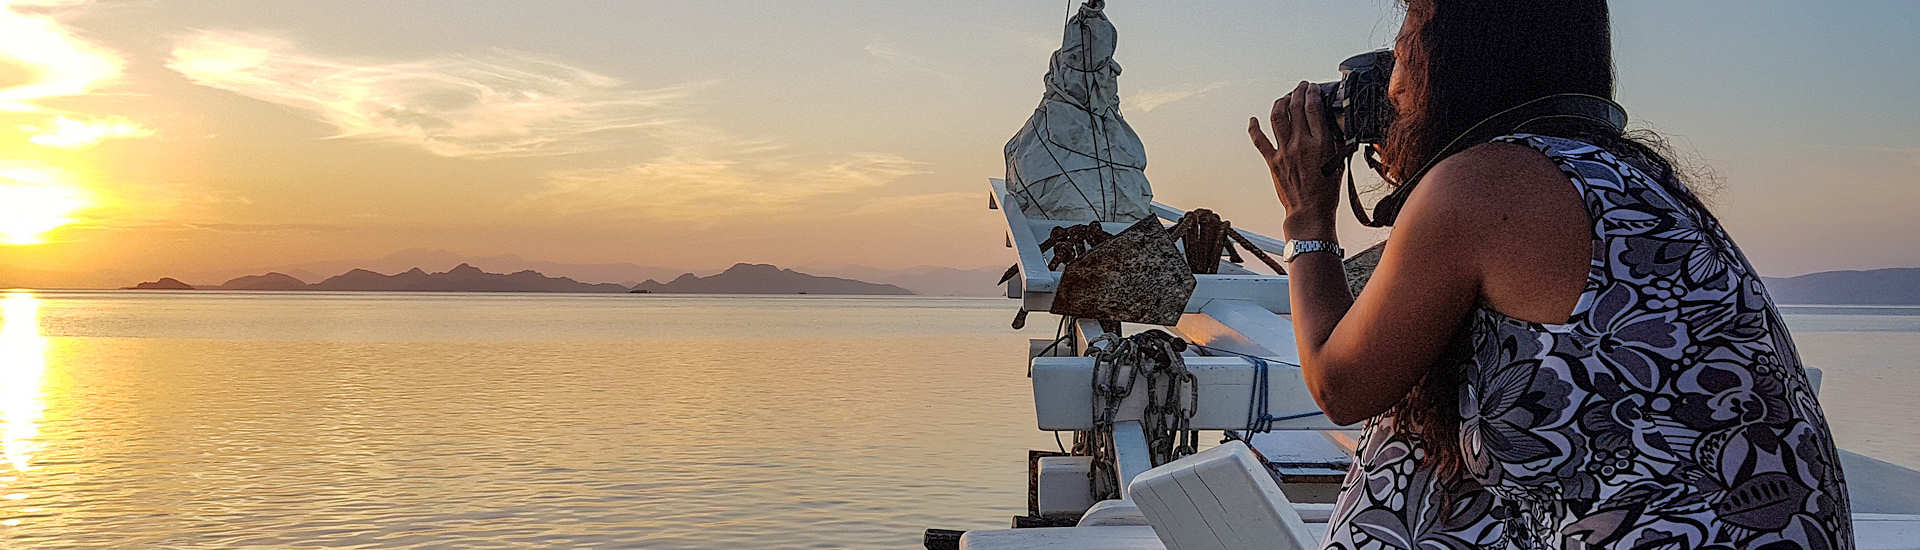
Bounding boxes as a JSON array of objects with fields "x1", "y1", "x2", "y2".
[{"x1": 0, "y1": 0, "x2": 1915, "y2": 287}]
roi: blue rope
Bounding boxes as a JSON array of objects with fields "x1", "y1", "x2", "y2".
[{"x1": 1189, "y1": 344, "x2": 1325, "y2": 431}]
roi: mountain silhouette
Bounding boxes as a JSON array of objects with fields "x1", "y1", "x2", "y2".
[
  {"x1": 128, "y1": 265, "x2": 629, "y2": 293},
  {"x1": 632, "y1": 263, "x2": 913, "y2": 295},
  {"x1": 173, "y1": 249, "x2": 687, "y2": 290},
  {"x1": 1763, "y1": 267, "x2": 1920, "y2": 305},
  {"x1": 218, "y1": 272, "x2": 308, "y2": 290},
  {"x1": 306, "y1": 264, "x2": 629, "y2": 292},
  {"x1": 125, "y1": 277, "x2": 195, "y2": 290},
  {"x1": 798, "y1": 264, "x2": 1009, "y2": 296}
]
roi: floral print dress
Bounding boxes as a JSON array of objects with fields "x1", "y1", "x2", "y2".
[{"x1": 1320, "y1": 134, "x2": 1852, "y2": 550}]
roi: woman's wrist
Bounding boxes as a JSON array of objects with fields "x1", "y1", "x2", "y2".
[{"x1": 1284, "y1": 214, "x2": 1339, "y2": 242}]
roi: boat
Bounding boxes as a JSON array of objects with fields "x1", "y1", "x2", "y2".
[{"x1": 924, "y1": 3, "x2": 1920, "y2": 549}]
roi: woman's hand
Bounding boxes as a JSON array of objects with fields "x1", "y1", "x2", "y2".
[{"x1": 1249, "y1": 81, "x2": 1348, "y2": 241}]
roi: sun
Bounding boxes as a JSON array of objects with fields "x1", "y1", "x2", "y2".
[{"x1": 0, "y1": 167, "x2": 88, "y2": 245}]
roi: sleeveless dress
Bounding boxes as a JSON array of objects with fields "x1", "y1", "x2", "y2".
[{"x1": 1320, "y1": 134, "x2": 1853, "y2": 550}]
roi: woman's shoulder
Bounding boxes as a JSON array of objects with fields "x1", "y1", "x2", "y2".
[
  {"x1": 1395, "y1": 140, "x2": 1591, "y2": 313},
  {"x1": 1404, "y1": 141, "x2": 1574, "y2": 222},
  {"x1": 1430, "y1": 140, "x2": 1562, "y2": 182}
]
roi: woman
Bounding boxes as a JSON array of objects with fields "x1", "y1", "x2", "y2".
[{"x1": 1247, "y1": 1, "x2": 1852, "y2": 548}]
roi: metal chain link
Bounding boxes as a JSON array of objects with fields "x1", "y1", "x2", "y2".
[
  {"x1": 1139, "y1": 333, "x2": 1198, "y2": 464},
  {"x1": 1079, "y1": 329, "x2": 1198, "y2": 501},
  {"x1": 1082, "y1": 332, "x2": 1135, "y2": 500}
]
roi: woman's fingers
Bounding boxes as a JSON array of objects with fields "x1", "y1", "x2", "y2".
[
  {"x1": 1288, "y1": 81, "x2": 1312, "y2": 145},
  {"x1": 1248, "y1": 116, "x2": 1276, "y2": 158},
  {"x1": 1302, "y1": 81, "x2": 1330, "y2": 146},
  {"x1": 1255, "y1": 83, "x2": 1345, "y2": 213},
  {"x1": 1269, "y1": 95, "x2": 1291, "y2": 150}
]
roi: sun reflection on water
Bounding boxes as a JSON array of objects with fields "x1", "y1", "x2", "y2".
[{"x1": 1, "y1": 292, "x2": 46, "y2": 474}]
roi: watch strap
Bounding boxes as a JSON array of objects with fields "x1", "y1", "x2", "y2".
[{"x1": 1283, "y1": 240, "x2": 1343, "y2": 262}]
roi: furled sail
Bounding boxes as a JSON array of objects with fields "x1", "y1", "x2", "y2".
[{"x1": 1003, "y1": 0, "x2": 1152, "y2": 222}]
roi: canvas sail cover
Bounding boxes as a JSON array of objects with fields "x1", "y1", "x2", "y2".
[{"x1": 1004, "y1": 0, "x2": 1152, "y2": 222}]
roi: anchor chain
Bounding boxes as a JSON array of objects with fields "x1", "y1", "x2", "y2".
[
  {"x1": 1139, "y1": 332, "x2": 1198, "y2": 463},
  {"x1": 1078, "y1": 329, "x2": 1198, "y2": 501}
]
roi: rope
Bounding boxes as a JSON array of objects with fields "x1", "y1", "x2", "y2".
[
  {"x1": 1188, "y1": 344, "x2": 1326, "y2": 431},
  {"x1": 1029, "y1": 315, "x2": 1074, "y2": 376},
  {"x1": 1030, "y1": 112, "x2": 1104, "y2": 217},
  {"x1": 1221, "y1": 221, "x2": 1287, "y2": 275},
  {"x1": 1250, "y1": 356, "x2": 1326, "y2": 430}
]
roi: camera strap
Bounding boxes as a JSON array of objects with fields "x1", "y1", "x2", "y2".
[{"x1": 1348, "y1": 93, "x2": 1628, "y2": 227}]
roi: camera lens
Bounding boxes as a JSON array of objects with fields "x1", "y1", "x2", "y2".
[
  {"x1": 1315, "y1": 81, "x2": 1344, "y2": 110},
  {"x1": 1314, "y1": 81, "x2": 1347, "y2": 136}
]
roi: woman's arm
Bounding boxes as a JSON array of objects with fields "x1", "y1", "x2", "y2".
[{"x1": 1291, "y1": 172, "x2": 1482, "y2": 425}]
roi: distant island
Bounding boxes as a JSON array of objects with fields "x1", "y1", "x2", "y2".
[
  {"x1": 124, "y1": 262, "x2": 914, "y2": 295},
  {"x1": 632, "y1": 263, "x2": 912, "y2": 295},
  {"x1": 1763, "y1": 267, "x2": 1920, "y2": 305},
  {"x1": 127, "y1": 264, "x2": 626, "y2": 292},
  {"x1": 126, "y1": 277, "x2": 195, "y2": 290}
]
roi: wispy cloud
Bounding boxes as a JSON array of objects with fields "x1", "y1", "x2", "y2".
[
  {"x1": 171, "y1": 221, "x2": 350, "y2": 235},
  {"x1": 1125, "y1": 81, "x2": 1229, "y2": 114},
  {"x1": 526, "y1": 151, "x2": 927, "y2": 221},
  {"x1": 21, "y1": 115, "x2": 151, "y2": 148},
  {"x1": 0, "y1": 0, "x2": 122, "y2": 112},
  {"x1": 864, "y1": 40, "x2": 926, "y2": 66},
  {"x1": 163, "y1": 28, "x2": 938, "y2": 225},
  {"x1": 0, "y1": 0, "x2": 155, "y2": 152},
  {"x1": 167, "y1": 30, "x2": 699, "y2": 158},
  {"x1": 865, "y1": 39, "x2": 957, "y2": 84},
  {"x1": 845, "y1": 191, "x2": 981, "y2": 217}
]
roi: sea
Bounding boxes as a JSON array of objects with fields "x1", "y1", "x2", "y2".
[{"x1": 0, "y1": 291, "x2": 1913, "y2": 548}]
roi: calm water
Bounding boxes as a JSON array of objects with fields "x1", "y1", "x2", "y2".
[{"x1": 0, "y1": 292, "x2": 1913, "y2": 548}]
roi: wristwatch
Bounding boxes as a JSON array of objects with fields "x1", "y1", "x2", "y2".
[{"x1": 1282, "y1": 239, "x2": 1343, "y2": 262}]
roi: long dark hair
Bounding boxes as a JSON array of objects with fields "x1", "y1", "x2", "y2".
[
  {"x1": 1383, "y1": 0, "x2": 1712, "y2": 479},
  {"x1": 1383, "y1": 0, "x2": 1614, "y2": 182}
]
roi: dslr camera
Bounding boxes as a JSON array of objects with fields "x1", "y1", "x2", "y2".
[{"x1": 1315, "y1": 49, "x2": 1395, "y2": 147}]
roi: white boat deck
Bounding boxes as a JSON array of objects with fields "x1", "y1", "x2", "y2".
[{"x1": 965, "y1": 178, "x2": 1920, "y2": 549}]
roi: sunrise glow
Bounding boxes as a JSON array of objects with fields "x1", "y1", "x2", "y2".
[{"x1": 0, "y1": 168, "x2": 87, "y2": 245}]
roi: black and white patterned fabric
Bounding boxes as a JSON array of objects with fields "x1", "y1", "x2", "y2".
[{"x1": 1321, "y1": 134, "x2": 1853, "y2": 550}]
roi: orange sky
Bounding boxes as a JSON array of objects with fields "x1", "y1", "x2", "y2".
[{"x1": 0, "y1": 1, "x2": 1916, "y2": 288}]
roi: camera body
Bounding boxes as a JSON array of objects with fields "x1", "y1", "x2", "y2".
[{"x1": 1315, "y1": 49, "x2": 1395, "y2": 147}]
